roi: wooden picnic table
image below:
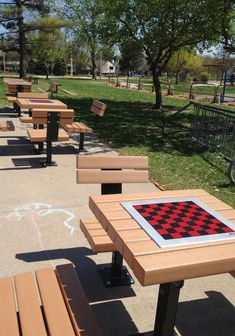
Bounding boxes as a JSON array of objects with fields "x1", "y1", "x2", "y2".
[
  {"x1": 16, "y1": 98, "x2": 67, "y2": 110},
  {"x1": 89, "y1": 188, "x2": 235, "y2": 336},
  {"x1": 4, "y1": 80, "x2": 32, "y2": 94}
]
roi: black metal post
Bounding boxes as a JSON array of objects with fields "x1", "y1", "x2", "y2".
[
  {"x1": 101, "y1": 182, "x2": 122, "y2": 194},
  {"x1": 41, "y1": 112, "x2": 60, "y2": 167},
  {"x1": 79, "y1": 133, "x2": 85, "y2": 151},
  {"x1": 153, "y1": 280, "x2": 184, "y2": 336},
  {"x1": 98, "y1": 175, "x2": 134, "y2": 287},
  {"x1": 46, "y1": 141, "x2": 52, "y2": 165}
]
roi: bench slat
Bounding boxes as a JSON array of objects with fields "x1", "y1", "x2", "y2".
[
  {"x1": 93, "y1": 100, "x2": 106, "y2": 111},
  {"x1": 64, "y1": 122, "x2": 93, "y2": 133},
  {"x1": 0, "y1": 278, "x2": 20, "y2": 336},
  {"x1": 19, "y1": 117, "x2": 33, "y2": 123},
  {"x1": 90, "y1": 105, "x2": 105, "y2": 117},
  {"x1": 80, "y1": 218, "x2": 116, "y2": 253},
  {"x1": 36, "y1": 268, "x2": 75, "y2": 336},
  {"x1": 77, "y1": 156, "x2": 148, "y2": 169},
  {"x1": 27, "y1": 129, "x2": 69, "y2": 142},
  {"x1": 56, "y1": 263, "x2": 103, "y2": 336},
  {"x1": 77, "y1": 170, "x2": 149, "y2": 184},
  {"x1": 14, "y1": 272, "x2": 47, "y2": 336}
]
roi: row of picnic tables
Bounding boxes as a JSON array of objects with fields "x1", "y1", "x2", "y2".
[{"x1": 2, "y1": 78, "x2": 235, "y2": 336}]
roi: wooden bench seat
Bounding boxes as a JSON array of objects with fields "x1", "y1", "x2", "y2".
[
  {"x1": 28, "y1": 129, "x2": 69, "y2": 142},
  {"x1": 64, "y1": 100, "x2": 106, "y2": 151},
  {"x1": 65, "y1": 122, "x2": 93, "y2": 134},
  {"x1": 0, "y1": 263, "x2": 103, "y2": 336},
  {"x1": 0, "y1": 120, "x2": 15, "y2": 131},
  {"x1": 80, "y1": 218, "x2": 116, "y2": 253}
]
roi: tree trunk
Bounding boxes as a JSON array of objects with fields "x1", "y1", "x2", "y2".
[
  {"x1": 17, "y1": 0, "x2": 26, "y2": 78},
  {"x1": 152, "y1": 64, "x2": 162, "y2": 109},
  {"x1": 175, "y1": 71, "x2": 180, "y2": 84},
  {"x1": 91, "y1": 50, "x2": 96, "y2": 80}
]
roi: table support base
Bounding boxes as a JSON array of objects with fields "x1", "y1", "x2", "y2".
[
  {"x1": 153, "y1": 280, "x2": 184, "y2": 336},
  {"x1": 99, "y1": 251, "x2": 135, "y2": 287}
]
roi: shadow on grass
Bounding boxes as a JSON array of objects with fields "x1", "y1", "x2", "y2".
[{"x1": 59, "y1": 96, "x2": 204, "y2": 157}]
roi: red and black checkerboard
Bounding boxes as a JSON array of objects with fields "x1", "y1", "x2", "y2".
[{"x1": 133, "y1": 200, "x2": 234, "y2": 240}]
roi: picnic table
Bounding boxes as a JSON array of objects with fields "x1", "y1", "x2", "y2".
[
  {"x1": 89, "y1": 188, "x2": 235, "y2": 336},
  {"x1": 4, "y1": 79, "x2": 32, "y2": 94},
  {"x1": 16, "y1": 98, "x2": 67, "y2": 110}
]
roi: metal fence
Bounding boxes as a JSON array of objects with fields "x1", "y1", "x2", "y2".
[{"x1": 191, "y1": 103, "x2": 235, "y2": 183}]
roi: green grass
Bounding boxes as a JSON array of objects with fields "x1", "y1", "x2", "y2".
[{"x1": 1, "y1": 77, "x2": 235, "y2": 208}]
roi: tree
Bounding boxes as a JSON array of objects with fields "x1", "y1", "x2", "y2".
[
  {"x1": 28, "y1": 27, "x2": 66, "y2": 78},
  {"x1": 0, "y1": 0, "x2": 51, "y2": 78},
  {"x1": 119, "y1": 39, "x2": 145, "y2": 74},
  {"x1": 167, "y1": 49, "x2": 202, "y2": 84},
  {"x1": 54, "y1": 0, "x2": 111, "y2": 79},
  {"x1": 100, "y1": 0, "x2": 234, "y2": 109}
]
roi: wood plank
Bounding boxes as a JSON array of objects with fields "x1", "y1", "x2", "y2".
[
  {"x1": 90, "y1": 235, "x2": 116, "y2": 253},
  {"x1": 0, "y1": 277, "x2": 20, "y2": 336},
  {"x1": 36, "y1": 268, "x2": 75, "y2": 336},
  {"x1": 56, "y1": 263, "x2": 103, "y2": 336},
  {"x1": 114, "y1": 228, "x2": 150, "y2": 255},
  {"x1": 32, "y1": 117, "x2": 73, "y2": 126},
  {"x1": 89, "y1": 189, "x2": 208, "y2": 212},
  {"x1": 56, "y1": 264, "x2": 103, "y2": 336},
  {"x1": 77, "y1": 170, "x2": 149, "y2": 184},
  {"x1": 18, "y1": 92, "x2": 48, "y2": 98},
  {"x1": 14, "y1": 272, "x2": 47, "y2": 336},
  {"x1": 90, "y1": 105, "x2": 105, "y2": 117},
  {"x1": 32, "y1": 109, "x2": 74, "y2": 117},
  {"x1": 64, "y1": 122, "x2": 92, "y2": 133},
  {"x1": 95, "y1": 208, "x2": 132, "y2": 230},
  {"x1": 27, "y1": 129, "x2": 69, "y2": 142},
  {"x1": 19, "y1": 117, "x2": 33, "y2": 123},
  {"x1": 107, "y1": 218, "x2": 139, "y2": 240},
  {"x1": 77, "y1": 155, "x2": 148, "y2": 169},
  {"x1": 92, "y1": 100, "x2": 106, "y2": 111},
  {"x1": 132, "y1": 242, "x2": 235, "y2": 286}
]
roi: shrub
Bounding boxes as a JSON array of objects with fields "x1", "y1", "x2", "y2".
[{"x1": 200, "y1": 71, "x2": 210, "y2": 83}]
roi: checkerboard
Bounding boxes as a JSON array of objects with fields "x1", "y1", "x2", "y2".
[{"x1": 121, "y1": 198, "x2": 235, "y2": 247}]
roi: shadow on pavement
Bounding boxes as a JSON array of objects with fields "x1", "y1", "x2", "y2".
[{"x1": 16, "y1": 247, "x2": 136, "y2": 303}]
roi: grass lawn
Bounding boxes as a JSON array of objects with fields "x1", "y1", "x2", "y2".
[{"x1": 1, "y1": 77, "x2": 235, "y2": 208}]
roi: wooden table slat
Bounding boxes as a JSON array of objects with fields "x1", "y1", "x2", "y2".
[
  {"x1": 0, "y1": 278, "x2": 20, "y2": 336},
  {"x1": 36, "y1": 268, "x2": 75, "y2": 336},
  {"x1": 14, "y1": 272, "x2": 47, "y2": 336},
  {"x1": 133, "y1": 242, "x2": 235, "y2": 286}
]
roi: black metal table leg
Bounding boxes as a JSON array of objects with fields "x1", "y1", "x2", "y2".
[
  {"x1": 99, "y1": 251, "x2": 134, "y2": 287},
  {"x1": 79, "y1": 133, "x2": 85, "y2": 151},
  {"x1": 153, "y1": 280, "x2": 184, "y2": 336}
]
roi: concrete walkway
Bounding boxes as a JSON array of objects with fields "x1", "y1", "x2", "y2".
[{"x1": 0, "y1": 116, "x2": 235, "y2": 335}]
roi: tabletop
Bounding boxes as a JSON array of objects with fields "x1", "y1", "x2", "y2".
[
  {"x1": 89, "y1": 189, "x2": 235, "y2": 286},
  {"x1": 16, "y1": 98, "x2": 67, "y2": 109}
]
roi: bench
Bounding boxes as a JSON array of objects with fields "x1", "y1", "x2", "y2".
[
  {"x1": 0, "y1": 263, "x2": 103, "y2": 336},
  {"x1": 64, "y1": 100, "x2": 107, "y2": 152},
  {"x1": 77, "y1": 155, "x2": 149, "y2": 286},
  {"x1": 48, "y1": 81, "x2": 61, "y2": 98},
  {"x1": 27, "y1": 109, "x2": 74, "y2": 166}
]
